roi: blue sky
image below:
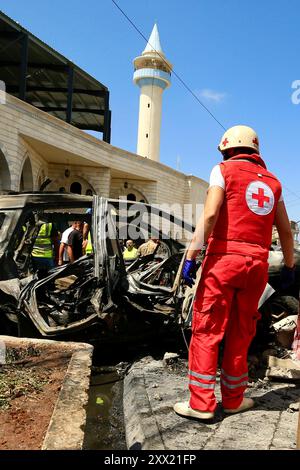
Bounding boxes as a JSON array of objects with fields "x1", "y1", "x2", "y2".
[{"x1": 1, "y1": 0, "x2": 300, "y2": 221}]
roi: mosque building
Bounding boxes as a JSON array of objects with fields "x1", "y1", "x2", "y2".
[{"x1": 0, "y1": 12, "x2": 208, "y2": 224}]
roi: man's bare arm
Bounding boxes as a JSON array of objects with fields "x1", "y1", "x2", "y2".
[
  {"x1": 186, "y1": 186, "x2": 225, "y2": 260},
  {"x1": 274, "y1": 201, "x2": 295, "y2": 268},
  {"x1": 83, "y1": 223, "x2": 89, "y2": 240},
  {"x1": 58, "y1": 242, "x2": 66, "y2": 265},
  {"x1": 67, "y1": 245, "x2": 75, "y2": 263}
]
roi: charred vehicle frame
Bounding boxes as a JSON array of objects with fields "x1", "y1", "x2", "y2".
[{"x1": 0, "y1": 192, "x2": 298, "y2": 344}]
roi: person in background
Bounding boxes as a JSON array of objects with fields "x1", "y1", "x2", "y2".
[
  {"x1": 31, "y1": 221, "x2": 59, "y2": 270},
  {"x1": 67, "y1": 221, "x2": 84, "y2": 262},
  {"x1": 82, "y1": 208, "x2": 93, "y2": 255},
  {"x1": 123, "y1": 239, "x2": 138, "y2": 262},
  {"x1": 58, "y1": 222, "x2": 75, "y2": 266}
]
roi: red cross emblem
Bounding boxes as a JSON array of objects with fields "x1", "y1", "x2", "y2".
[
  {"x1": 222, "y1": 138, "x2": 229, "y2": 147},
  {"x1": 252, "y1": 137, "x2": 259, "y2": 146},
  {"x1": 246, "y1": 181, "x2": 274, "y2": 215},
  {"x1": 252, "y1": 188, "x2": 270, "y2": 208}
]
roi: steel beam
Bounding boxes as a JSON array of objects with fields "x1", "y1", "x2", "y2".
[
  {"x1": 35, "y1": 106, "x2": 105, "y2": 114},
  {"x1": 103, "y1": 90, "x2": 111, "y2": 143},
  {"x1": 6, "y1": 85, "x2": 106, "y2": 96},
  {"x1": 0, "y1": 61, "x2": 68, "y2": 71},
  {"x1": 19, "y1": 33, "x2": 29, "y2": 100},
  {"x1": 66, "y1": 66, "x2": 74, "y2": 123}
]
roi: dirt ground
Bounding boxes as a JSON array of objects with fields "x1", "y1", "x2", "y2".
[{"x1": 0, "y1": 348, "x2": 70, "y2": 450}]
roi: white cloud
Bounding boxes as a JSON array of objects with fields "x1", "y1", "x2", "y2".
[{"x1": 197, "y1": 88, "x2": 227, "y2": 103}]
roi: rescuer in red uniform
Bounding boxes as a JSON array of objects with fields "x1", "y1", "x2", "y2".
[{"x1": 174, "y1": 125, "x2": 295, "y2": 420}]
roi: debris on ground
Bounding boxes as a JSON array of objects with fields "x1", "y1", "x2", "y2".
[
  {"x1": 124, "y1": 354, "x2": 300, "y2": 450},
  {"x1": 273, "y1": 315, "x2": 298, "y2": 348},
  {"x1": 163, "y1": 352, "x2": 179, "y2": 367},
  {"x1": 266, "y1": 355, "x2": 300, "y2": 381},
  {"x1": 288, "y1": 402, "x2": 299, "y2": 413}
]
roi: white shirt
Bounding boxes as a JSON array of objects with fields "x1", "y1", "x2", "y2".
[
  {"x1": 61, "y1": 226, "x2": 74, "y2": 261},
  {"x1": 61, "y1": 226, "x2": 74, "y2": 244},
  {"x1": 209, "y1": 164, "x2": 283, "y2": 201}
]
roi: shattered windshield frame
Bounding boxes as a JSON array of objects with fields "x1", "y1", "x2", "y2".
[{"x1": 0, "y1": 210, "x2": 21, "y2": 256}]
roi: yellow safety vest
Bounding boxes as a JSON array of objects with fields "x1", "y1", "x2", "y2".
[
  {"x1": 32, "y1": 223, "x2": 53, "y2": 258},
  {"x1": 123, "y1": 247, "x2": 138, "y2": 260},
  {"x1": 86, "y1": 231, "x2": 93, "y2": 255}
]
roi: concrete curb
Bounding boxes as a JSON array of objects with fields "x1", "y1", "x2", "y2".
[
  {"x1": 0, "y1": 335, "x2": 93, "y2": 450},
  {"x1": 123, "y1": 360, "x2": 165, "y2": 450},
  {"x1": 42, "y1": 344, "x2": 93, "y2": 450}
]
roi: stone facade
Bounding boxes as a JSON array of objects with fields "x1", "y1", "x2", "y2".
[{"x1": 0, "y1": 94, "x2": 208, "y2": 225}]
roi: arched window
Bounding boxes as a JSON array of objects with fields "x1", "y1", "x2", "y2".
[
  {"x1": 117, "y1": 187, "x2": 148, "y2": 204},
  {"x1": 0, "y1": 149, "x2": 11, "y2": 190},
  {"x1": 70, "y1": 182, "x2": 82, "y2": 194},
  {"x1": 20, "y1": 157, "x2": 33, "y2": 191},
  {"x1": 86, "y1": 189, "x2": 93, "y2": 196},
  {"x1": 59, "y1": 187, "x2": 66, "y2": 193}
]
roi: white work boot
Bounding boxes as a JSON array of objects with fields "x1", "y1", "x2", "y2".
[
  {"x1": 173, "y1": 401, "x2": 214, "y2": 420},
  {"x1": 223, "y1": 397, "x2": 254, "y2": 414}
]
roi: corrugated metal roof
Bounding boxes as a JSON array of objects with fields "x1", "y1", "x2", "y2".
[{"x1": 0, "y1": 10, "x2": 111, "y2": 139}]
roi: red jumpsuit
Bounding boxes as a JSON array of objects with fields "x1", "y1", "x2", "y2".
[{"x1": 189, "y1": 154, "x2": 282, "y2": 412}]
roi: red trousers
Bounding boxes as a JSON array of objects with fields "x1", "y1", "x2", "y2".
[{"x1": 188, "y1": 253, "x2": 268, "y2": 412}]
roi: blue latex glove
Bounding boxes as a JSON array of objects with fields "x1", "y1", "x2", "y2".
[
  {"x1": 280, "y1": 265, "x2": 295, "y2": 290},
  {"x1": 182, "y1": 259, "x2": 197, "y2": 287}
]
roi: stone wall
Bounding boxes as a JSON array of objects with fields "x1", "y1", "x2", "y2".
[{"x1": 0, "y1": 94, "x2": 208, "y2": 214}]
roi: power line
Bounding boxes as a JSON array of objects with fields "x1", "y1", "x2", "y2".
[
  {"x1": 285, "y1": 200, "x2": 300, "y2": 209},
  {"x1": 284, "y1": 195, "x2": 300, "y2": 205},
  {"x1": 111, "y1": 0, "x2": 226, "y2": 131},
  {"x1": 111, "y1": 1, "x2": 300, "y2": 210},
  {"x1": 278, "y1": 184, "x2": 300, "y2": 212},
  {"x1": 285, "y1": 199, "x2": 300, "y2": 207},
  {"x1": 282, "y1": 184, "x2": 300, "y2": 209},
  {"x1": 283, "y1": 184, "x2": 300, "y2": 201}
]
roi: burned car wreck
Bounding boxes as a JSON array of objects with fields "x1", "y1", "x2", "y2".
[
  {"x1": 0, "y1": 193, "x2": 191, "y2": 339},
  {"x1": 0, "y1": 192, "x2": 298, "y2": 347}
]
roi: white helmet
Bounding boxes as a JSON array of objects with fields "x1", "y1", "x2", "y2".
[{"x1": 218, "y1": 125, "x2": 260, "y2": 153}]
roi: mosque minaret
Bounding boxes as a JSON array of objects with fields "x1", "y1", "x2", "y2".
[{"x1": 133, "y1": 24, "x2": 172, "y2": 162}]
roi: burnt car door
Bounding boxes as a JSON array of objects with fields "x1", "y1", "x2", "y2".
[
  {"x1": 109, "y1": 199, "x2": 193, "y2": 320},
  {"x1": 92, "y1": 196, "x2": 126, "y2": 312}
]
